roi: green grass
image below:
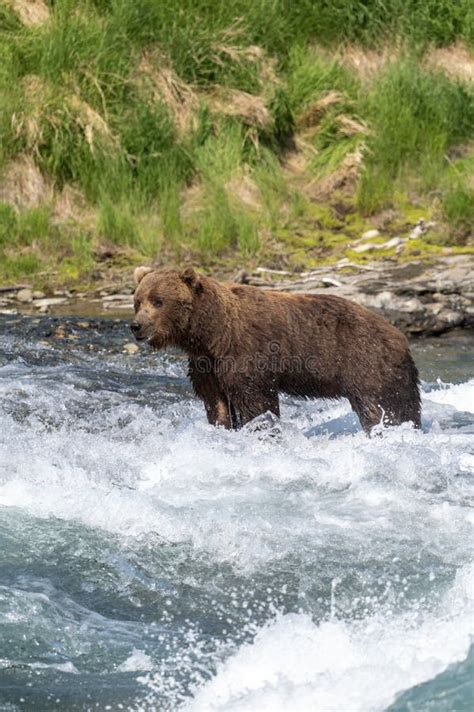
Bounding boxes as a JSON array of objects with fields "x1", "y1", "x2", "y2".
[
  {"x1": 0, "y1": 0, "x2": 473, "y2": 284},
  {"x1": 358, "y1": 60, "x2": 474, "y2": 213},
  {"x1": 1, "y1": 252, "x2": 41, "y2": 279},
  {"x1": 97, "y1": 200, "x2": 138, "y2": 246},
  {"x1": 442, "y1": 184, "x2": 474, "y2": 235},
  {"x1": 0, "y1": 203, "x2": 53, "y2": 247},
  {"x1": 0, "y1": 201, "x2": 96, "y2": 282},
  {"x1": 195, "y1": 184, "x2": 259, "y2": 256}
]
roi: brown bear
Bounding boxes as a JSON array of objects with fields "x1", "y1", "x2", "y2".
[{"x1": 131, "y1": 266, "x2": 421, "y2": 433}]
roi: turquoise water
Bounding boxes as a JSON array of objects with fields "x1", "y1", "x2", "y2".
[{"x1": 0, "y1": 316, "x2": 473, "y2": 711}]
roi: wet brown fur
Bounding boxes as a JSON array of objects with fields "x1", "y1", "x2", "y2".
[{"x1": 131, "y1": 267, "x2": 421, "y2": 433}]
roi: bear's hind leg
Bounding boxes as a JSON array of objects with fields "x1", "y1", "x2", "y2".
[
  {"x1": 349, "y1": 396, "x2": 383, "y2": 435},
  {"x1": 378, "y1": 355, "x2": 421, "y2": 429},
  {"x1": 350, "y1": 392, "x2": 421, "y2": 435},
  {"x1": 379, "y1": 395, "x2": 421, "y2": 429}
]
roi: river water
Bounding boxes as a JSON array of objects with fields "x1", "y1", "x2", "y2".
[{"x1": 0, "y1": 315, "x2": 473, "y2": 712}]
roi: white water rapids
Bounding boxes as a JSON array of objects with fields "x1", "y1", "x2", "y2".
[{"x1": 0, "y1": 317, "x2": 472, "y2": 711}]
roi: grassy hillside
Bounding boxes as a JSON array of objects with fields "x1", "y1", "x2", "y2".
[{"x1": 0, "y1": 0, "x2": 473, "y2": 286}]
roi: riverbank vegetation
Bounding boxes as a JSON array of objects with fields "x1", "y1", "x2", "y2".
[{"x1": 1, "y1": 0, "x2": 473, "y2": 285}]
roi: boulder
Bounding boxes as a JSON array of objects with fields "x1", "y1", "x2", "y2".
[{"x1": 16, "y1": 288, "x2": 33, "y2": 303}]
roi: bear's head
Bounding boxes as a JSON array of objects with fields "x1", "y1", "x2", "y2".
[{"x1": 130, "y1": 266, "x2": 203, "y2": 349}]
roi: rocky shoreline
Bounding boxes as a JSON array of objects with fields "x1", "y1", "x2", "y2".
[{"x1": 1, "y1": 254, "x2": 473, "y2": 337}]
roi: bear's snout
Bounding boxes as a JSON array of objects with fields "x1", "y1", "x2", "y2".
[{"x1": 130, "y1": 321, "x2": 146, "y2": 340}]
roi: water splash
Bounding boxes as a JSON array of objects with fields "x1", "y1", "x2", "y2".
[{"x1": 0, "y1": 318, "x2": 472, "y2": 711}]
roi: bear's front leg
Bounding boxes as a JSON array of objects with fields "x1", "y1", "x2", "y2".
[
  {"x1": 188, "y1": 358, "x2": 233, "y2": 428},
  {"x1": 207, "y1": 395, "x2": 233, "y2": 428}
]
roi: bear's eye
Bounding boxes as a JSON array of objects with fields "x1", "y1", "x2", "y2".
[
  {"x1": 134, "y1": 298, "x2": 141, "y2": 311},
  {"x1": 153, "y1": 296, "x2": 163, "y2": 307}
]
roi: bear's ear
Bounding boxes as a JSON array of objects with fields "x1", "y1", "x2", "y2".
[
  {"x1": 180, "y1": 266, "x2": 203, "y2": 293},
  {"x1": 133, "y1": 265, "x2": 153, "y2": 285}
]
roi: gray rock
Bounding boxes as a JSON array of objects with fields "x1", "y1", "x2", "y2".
[
  {"x1": 401, "y1": 297, "x2": 424, "y2": 313},
  {"x1": 123, "y1": 342, "x2": 140, "y2": 354},
  {"x1": 102, "y1": 294, "x2": 132, "y2": 302},
  {"x1": 380, "y1": 294, "x2": 422, "y2": 314},
  {"x1": 321, "y1": 277, "x2": 342, "y2": 288},
  {"x1": 359, "y1": 291, "x2": 397, "y2": 310},
  {"x1": 426, "y1": 302, "x2": 444, "y2": 316},
  {"x1": 33, "y1": 297, "x2": 68, "y2": 309},
  {"x1": 16, "y1": 288, "x2": 33, "y2": 303},
  {"x1": 353, "y1": 237, "x2": 404, "y2": 253},
  {"x1": 103, "y1": 301, "x2": 133, "y2": 310},
  {"x1": 434, "y1": 309, "x2": 464, "y2": 330},
  {"x1": 409, "y1": 219, "x2": 436, "y2": 239},
  {"x1": 32, "y1": 290, "x2": 46, "y2": 299},
  {"x1": 385, "y1": 236, "x2": 405, "y2": 249},
  {"x1": 353, "y1": 243, "x2": 377, "y2": 253},
  {"x1": 409, "y1": 219, "x2": 427, "y2": 239},
  {"x1": 362, "y1": 229, "x2": 380, "y2": 240}
]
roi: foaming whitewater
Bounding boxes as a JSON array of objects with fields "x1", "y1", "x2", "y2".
[
  {"x1": 187, "y1": 564, "x2": 474, "y2": 712},
  {"x1": 0, "y1": 316, "x2": 473, "y2": 711}
]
